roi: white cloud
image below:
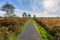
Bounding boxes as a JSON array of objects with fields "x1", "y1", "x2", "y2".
[
  {"x1": 29, "y1": 0, "x2": 43, "y2": 13},
  {"x1": 43, "y1": 0, "x2": 60, "y2": 15},
  {"x1": 14, "y1": 9, "x2": 25, "y2": 17},
  {"x1": 0, "y1": 10, "x2": 6, "y2": 17},
  {"x1": 43, "y1": 0, "x2": 58, "y2": 9},
  {"x1": 35, "y1": 11, "x2": 48, "y2": 17},
  {"x1": 14, "y1": 9, "x2": 33, "y2": 17},
  {"x1": 29, "y1": 0, "x2": 60, "y2": 17}
]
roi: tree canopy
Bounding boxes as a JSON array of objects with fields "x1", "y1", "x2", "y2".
[{"x1": 1, "y1": 3, "x2": 15, "y2": 17}]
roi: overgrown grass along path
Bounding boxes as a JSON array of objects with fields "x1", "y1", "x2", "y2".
[
  {"x1": 16, "y1": 21, "x2": 41, "y2": 40},
  {"x1": 33, "y1": 20, "x2": 50, "y2": 40},
  {"x1": 11, "y1": 19, "x2": 31, "y2": 40}
]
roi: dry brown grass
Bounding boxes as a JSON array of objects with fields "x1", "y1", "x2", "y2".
[
  {"x1": 35, "y1": 18, "x2": 60, "y2": 40},
  {"x1": 0, "y1": 17, "x2": 29, "y2": 40}
]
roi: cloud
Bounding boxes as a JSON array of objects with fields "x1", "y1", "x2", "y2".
[
  {"x1": 35, "y1": 11, "x2": 48, "y2": 17},
  {"x1": 14, "y1": 9, "x2": 26, "y2": 17},
  {"x1": 43, "y1": 0, "x2": 60, "y2": 15},
  {"x1": 29, "y1": 0, "x2": 44, "y2": 13},
  {"x1": 43, "y1": 0, "x2": 57, "y2": 9},
  {"x1": 14, "y1": 9, "x2": 33, "y2": 17},
  {"x1": 0, "y1": 0, "x2": 60, "y2": 17},
  {"x1": 29, "y1": 0, "x2": 60, "y2": 17},
  {"x1": 0, "y1": 10, "x2": 6, "y2": 17}
]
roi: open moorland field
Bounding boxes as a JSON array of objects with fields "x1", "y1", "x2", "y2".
[
  {"x1": 34, "y1": 18, "x2": 60, "y2": 40},
  {"x1": 0, "y1": 17, "x2": 30, "y2": 40}
]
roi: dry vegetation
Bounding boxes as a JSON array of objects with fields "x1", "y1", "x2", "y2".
[
  {"x1": 34, "y1": 18, "x2": 60, "y2": 40},
  {"x1": 0, "y1": 17, "x2": 30, "y2": 40}
]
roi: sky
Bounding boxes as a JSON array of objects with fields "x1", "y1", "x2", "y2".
[{"x1": 0, "y1": 0, "x2": 60, "y2": 17}]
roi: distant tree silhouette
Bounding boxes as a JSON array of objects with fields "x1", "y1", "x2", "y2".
[
  {"x1": 33, "y1": 14, "x2": 36, "y2": 18},
  {"x1": 22, "y1": 13, "x2": 24, "y2": 18},
  {"x1": 22, "y1": 12, "x2": 27, "y2": 18},
  {"x1": 28, "y1": 14, "x2": 31, "y2": 18},
  {"x1": 1, "y1": 3, "x2": 15, "y2": 17}
]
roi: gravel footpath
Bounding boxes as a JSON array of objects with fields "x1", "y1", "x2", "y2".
[{"x1": 16, "y1": 21, "x2": 41, "y2": 40}]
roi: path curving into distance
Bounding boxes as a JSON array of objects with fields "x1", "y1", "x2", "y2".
[{"x1": 16, "y1": 21, "x2": 41, "y2": 40}]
